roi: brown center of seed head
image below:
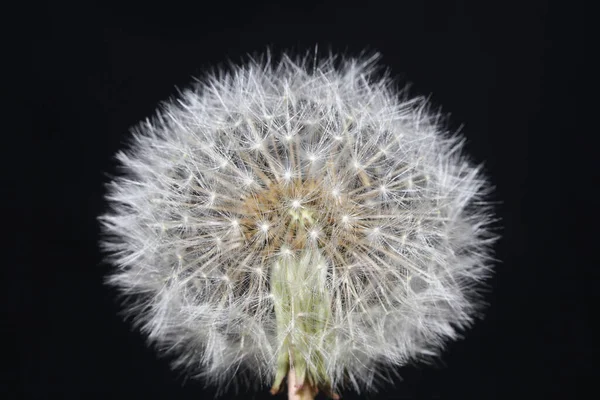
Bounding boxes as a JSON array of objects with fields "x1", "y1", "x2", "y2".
[{"x1": 239, "y1": 178, "x2": 355, "y2": 255}]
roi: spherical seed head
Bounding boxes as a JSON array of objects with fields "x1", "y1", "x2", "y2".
[{"x1": 99, "y1": 51, "x2": 498, "y2": 395}]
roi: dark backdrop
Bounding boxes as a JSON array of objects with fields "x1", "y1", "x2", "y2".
[{"x1": 14, "y1": 1, "x2": 592, "y2": 399}]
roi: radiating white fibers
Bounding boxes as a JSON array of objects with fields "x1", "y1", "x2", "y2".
[{"x1": 99, "y1": 51, "x2": 498, "y2": 396}]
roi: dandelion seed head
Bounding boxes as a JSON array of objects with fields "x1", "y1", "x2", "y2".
[{"x1": 100, "y1": 51, "x2": 498, "y2": 395}]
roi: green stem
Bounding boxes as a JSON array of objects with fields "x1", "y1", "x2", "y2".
[{"x1": 269, "y1": 248, "x2": 334, "y2": 397}]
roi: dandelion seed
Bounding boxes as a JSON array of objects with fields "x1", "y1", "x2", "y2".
[{"x1": 99, "y1": 50, "x2": 498, "y2": 399}]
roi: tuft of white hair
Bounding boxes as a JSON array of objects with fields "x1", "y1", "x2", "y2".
[{"x1": 99, "y1": 51, "x2": 498, "y2": 396}]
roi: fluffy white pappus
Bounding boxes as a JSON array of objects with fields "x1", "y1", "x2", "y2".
[{"x1": 99, "y1": 51, "x2": 498, "y2": 396}]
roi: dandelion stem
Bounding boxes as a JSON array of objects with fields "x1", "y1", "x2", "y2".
[{"x1": 287, "y1": 368, "x2": 317, "y2": 400}]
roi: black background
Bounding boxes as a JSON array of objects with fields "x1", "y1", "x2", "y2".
[{"x1": 13, "y1": 0, "x2": 592, "y2": 399}]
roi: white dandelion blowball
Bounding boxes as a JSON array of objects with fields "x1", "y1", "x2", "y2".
[{"x1": 100, "y1": 51, "x2": 497, "y2": 398}]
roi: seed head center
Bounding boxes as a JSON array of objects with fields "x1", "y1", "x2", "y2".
[{"x1": 239, "y1": 179, "x2": 341, "y2": 252}]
